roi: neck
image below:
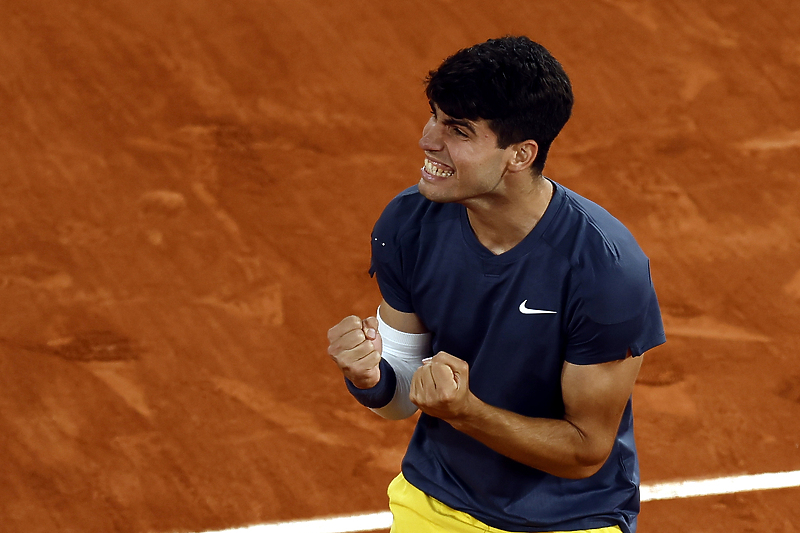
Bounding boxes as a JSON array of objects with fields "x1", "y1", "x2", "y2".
[{"x1": 465, "y1": 176, "x2": 553, "y2": 255}]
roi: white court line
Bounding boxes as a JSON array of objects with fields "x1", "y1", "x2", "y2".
[
  {"x1": 207, "y1": 469, "x2": 800, "y2": 533},
  {"x1": 211, "y1": 512, "x2": 392, "y2": 533},
  {"x1": 640, "y1": 469, "x2": 800, "y2": 501}
]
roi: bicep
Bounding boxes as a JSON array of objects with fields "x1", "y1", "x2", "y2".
[
  {"x1": 369, "y1": 300, "x2": 429, "y2": 420},
  {"x1": 378, "y1": 299, "x2": 427, "y2": 334},
  {"x1": 561, "y1": 352, "x2": 643, "y2": 461}
]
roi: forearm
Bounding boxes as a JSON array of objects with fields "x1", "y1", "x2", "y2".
[
  {"x1": 347, "y1": 308, "x2": 431, "y2": 420},
  {"x1": 449, "y1": 396, "x2": 610, "y2": 479},
  {"x1": 346, "y1": 356, "x2": 419, "y2": 420},
  {"x1": 411, "y1": 354, "x2": 639, "y2": 479}
]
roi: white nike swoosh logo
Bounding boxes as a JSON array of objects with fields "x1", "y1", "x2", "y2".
[{"x1": 519, "y1": 300, "x2": 557, "y2": 315}]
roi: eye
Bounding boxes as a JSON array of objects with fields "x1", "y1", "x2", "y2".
[{"x1": 452, "y1": 127, "x2": 468, "y2": 138}]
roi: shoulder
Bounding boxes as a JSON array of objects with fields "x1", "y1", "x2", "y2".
[
  {"x1": 372, "y1": 185, "x2": 458, "y2": 246},
  {"x1": 369, "y1": 186, "x2": 460, "y2": 311},
  {"x1": 545, "y1": 183, "x2": 655, "y2": 322},
  {"x1": 544, "y1": 184, "x2": 643, "y2": 263}
]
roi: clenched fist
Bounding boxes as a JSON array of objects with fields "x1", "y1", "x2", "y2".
[
  {"x1": 410, "y1": 352, "x2": 473, "y2": 421},
  {"x1": 327, "y1": 315, "x2": 383, "y2": 389}
]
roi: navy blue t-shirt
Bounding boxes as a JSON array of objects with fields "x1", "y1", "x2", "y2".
[{"x1": 353, "y1": 180, "x2": 665, "y2": 533}]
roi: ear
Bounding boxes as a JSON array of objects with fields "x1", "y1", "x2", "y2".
[{"x1": 508, "y1": 140, "x2": 539, "y2": 172}]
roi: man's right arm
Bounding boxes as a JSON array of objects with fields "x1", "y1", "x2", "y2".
[{"x1": 327, "y1": 300, "x2": 430, "y2": 419}]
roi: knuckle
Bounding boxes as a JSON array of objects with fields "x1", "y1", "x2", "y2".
[{"x1": 346, "y1": 328, "x2": 365, "y2": 343}]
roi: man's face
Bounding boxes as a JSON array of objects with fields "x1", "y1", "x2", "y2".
[{"x1": 417, "y1": 103, "x2": 514, "y2": 205}]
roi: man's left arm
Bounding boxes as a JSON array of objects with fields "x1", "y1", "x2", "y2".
[{"x1": 409, "y1": 351, "x2": 643, "y2": 479}]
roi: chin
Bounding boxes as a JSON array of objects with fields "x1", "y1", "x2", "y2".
[{"x1": 418, "y1": 180, "x2": 457, "y2": 204}]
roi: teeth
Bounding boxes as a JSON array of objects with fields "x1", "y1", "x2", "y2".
[{"x1": 424, "y1": 158, "x2": 454, "y2": 177}]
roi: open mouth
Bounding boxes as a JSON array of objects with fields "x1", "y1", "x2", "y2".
[{"x1": 423, "y1": 158, "x2": 455, "y2": 178}]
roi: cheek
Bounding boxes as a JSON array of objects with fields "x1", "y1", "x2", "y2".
[{"x1": 465, "y1": 151, "x2": 496, "y2": 172}]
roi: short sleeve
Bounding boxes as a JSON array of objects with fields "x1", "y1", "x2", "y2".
[
  {"x1": 369, "y1": 232, "x2": 414, "y2": 313},
  {"x1": 368, "y1": 189, "x2": 418, "y2": 313},
  {"x1": 565, "y1": 259, "x2": 666, "y2": 365}
]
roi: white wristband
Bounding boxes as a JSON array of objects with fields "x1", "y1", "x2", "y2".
[{"x1": 370, "y1": 307, "x2": 432, "y2": 420}]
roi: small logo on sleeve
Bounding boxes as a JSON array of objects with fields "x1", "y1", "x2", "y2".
[{"x1": 519, "y1": 300, "x2": 557, "y2": 315}]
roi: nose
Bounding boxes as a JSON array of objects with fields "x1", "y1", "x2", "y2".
[{"x1": 419, "y1": 116, "x2": 443, "y2": 152}]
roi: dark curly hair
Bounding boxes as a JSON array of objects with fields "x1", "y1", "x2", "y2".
[{"x1": 425, "y1": 36, "x2": 574, "y2": 174}]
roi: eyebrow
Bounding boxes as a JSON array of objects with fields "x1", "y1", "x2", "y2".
[
  {"x1": 429, "y1": 102, "x2": 478, "y2": 135},
  {"x1": 441, "y1": 117, "x2": 477, "y2": 135}
]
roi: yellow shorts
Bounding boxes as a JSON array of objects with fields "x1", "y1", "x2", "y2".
[{"x1": 388, "y1": 473, "x2": 623, "y2": 533}]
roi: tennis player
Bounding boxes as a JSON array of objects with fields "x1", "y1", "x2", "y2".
[{"x1": 327, "y1": 35, "x2": 665, "y2": 533}]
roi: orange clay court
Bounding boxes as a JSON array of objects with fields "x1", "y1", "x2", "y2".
[{"x1": 1, "y1": 1, "x2": 799, "y2": 532}]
